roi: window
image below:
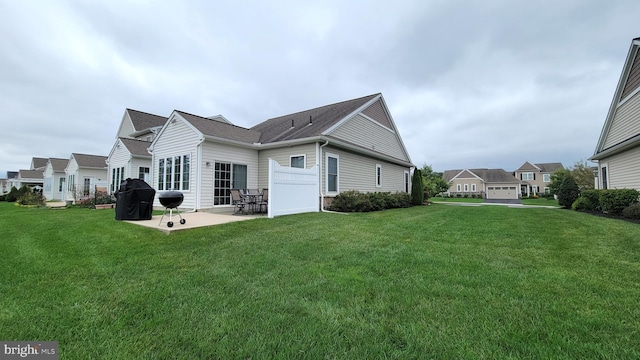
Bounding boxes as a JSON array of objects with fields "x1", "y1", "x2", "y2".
[
  {"x1": 83, "y1": 178, "x2": 91, "y2": 196},
  {"x1": 376, "y1": 164, "x2": 382, "y2": 187},
  {"x1": 601, "y1": 166, "x2": 608, "y2": 189},
  {"x1": 544, "y1": 187, "x2": 550, "y2": 194},
  {"x1": 464, "y1": 184, "x2": 469, "y2": 192},
  {"x1": 111, "y1": 167, "x2": 125, "y2": 193},
  {"x1": 290, "y1": 155, "x2": 306, "y2": 169},
  {"x1": 138, "y1": 167, "x2": 150, "y2": 181},
  {"x1": 59, "y1": 178, "x2": 65, "y2": 192},
  {"x1": 471, "y1": 184, "x2": 476, "y2": 192},
  {"x1": 326, "y1": 154, "x2": 338, "y2": 193},
  {"x1": 543, "y1": 174, "x2": 551, "y2": 182},
  {"x1": 404, "y1": 171, "x2": 410, "y2": 193},
  {"x1": 522, "y1": 172, "x2": 534, "y2": 181},
  {"x1": 158, "y1": 154, "x2": 190, "y2": 191},
  {"x1": 67, "y1": 174, "x2": 75, "y2": 192},
  {"x1": 456, "y1": 184, "x2": 461, "y2": 192}
]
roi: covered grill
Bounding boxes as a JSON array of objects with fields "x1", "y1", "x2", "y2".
[
  {"x1": 158, "y1": 191, "x2": 186, "y2": 227},
  {"x1": 115, "y1": 178, "x2": 155, "y2": 221}
]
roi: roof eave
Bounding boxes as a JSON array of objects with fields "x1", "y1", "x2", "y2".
[{"x1": 589, "y1": 135, "x2": 640, "y2": 161}]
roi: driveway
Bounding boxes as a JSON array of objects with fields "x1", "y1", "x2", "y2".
[{"x1": 483, "y1": 199, "x2": 522, "y2": 205}]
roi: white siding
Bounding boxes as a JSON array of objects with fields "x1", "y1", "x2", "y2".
[
  {"x1": 603, "y1": 91, "x2": 640, "y2": 149},
  {"x1": 321, "y1": 146, "x2": 408, "y2": 195},
  {"x1": 257, "y1": 143, "x2": 317, "y2": 189},
  {"x1": 152, "y1": 119, "x2": 201, "y2": 210},
  {"x1": 330, "y1": 114, "x2": 408, "y2": 162},
  {"x1": 601, "y1": 145, "x2": 640, "y2": 190},
  {"x1": 200, "y1": 141, "x2": 259, "y2": 209},
  {"x1": 117, "y1": 112, "x2": 135, "y2": 138},
  {"x1": 108, "y1": 141, "x2": 132, "y2": 192}
]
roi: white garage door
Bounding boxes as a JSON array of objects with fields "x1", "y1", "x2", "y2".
[{"x1": 486, "y1": 186, "x2": 518, "y2": 199}]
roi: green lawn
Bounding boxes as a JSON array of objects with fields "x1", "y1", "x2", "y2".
[
  {"x1": 520, "y1": 197, "x2": 560, "y2": 206},
  {"x1": 1, "y1": 202, "x2": 639, "y2": 359},
  {"x1": 431, "y1": 197, "x2": 485, "y2": 203}
]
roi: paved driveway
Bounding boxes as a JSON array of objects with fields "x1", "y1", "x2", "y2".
[{"x1": 483, "y1": 199, "x2": 522, "y2": 204}]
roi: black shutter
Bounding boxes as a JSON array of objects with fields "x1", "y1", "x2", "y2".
[{"x1": 533, "y1": 173, "x2": 536, "y2": 180}]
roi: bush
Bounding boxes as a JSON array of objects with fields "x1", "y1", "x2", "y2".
[
  {"x1": 6, "y1": 186, "x2": 19, "y2": 202},
  {"x1": 599, "y1": 189, "x2": 640, "y2": 215},
  {"x1": 571, "y1": 197, "x2": 594, "y2": 212},
  {"x1": 17, "y1": 191, "x2": 45, "y2": 206},
  {"x1": 411, "y1": 169, "x2": 424, "y2": 205},
  {"x1": 330, "y1": 191, "x2": 411, "y2": 212},
  {"x1": 557, "y1": 175, "x2": 580, "y2": 209},
  {"x1": 622, "y1": 203, "x2": 640, "y2": 219},
  {"x1": 581, "y1": 189, "x2": 601, "y2": 210}
]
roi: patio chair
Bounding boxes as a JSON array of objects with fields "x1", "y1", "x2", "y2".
[
  {"x1": 230, "y1": 189, "x2": 248, "y2": 214},
  {"x1": 256, "y1": 188, "x2": 268, "y2": 214}
]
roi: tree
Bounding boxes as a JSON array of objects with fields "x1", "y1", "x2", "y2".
[
  {"x1": 420, "y1": 164, "x2": 449, "y2": 197},
  {"x1": 549, "y1": 168, "x2": 571, "y2": 195},
  {"x1": 570, "y1": 160, "x2": 595, "y2": 191},
  {"x1": 411, "y1": 169, "x2": 424, "y2": 205},
  {"x1": 557, "y1": 174, "x2": 580, "y2": 209}
]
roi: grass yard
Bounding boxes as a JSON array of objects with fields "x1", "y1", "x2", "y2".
[
  {"x1": 1, "y1": 202, "x2": 639, "y2": 359},
  {"x1": 431, "y1": 197, "x2": 485, "y2": 203}
]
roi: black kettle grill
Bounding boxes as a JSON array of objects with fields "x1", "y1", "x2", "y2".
[{"x1": 158, "y1": 191, "x2": 186, "y2": 228}]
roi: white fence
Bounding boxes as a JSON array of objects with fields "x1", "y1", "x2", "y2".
[{"x1": 267, "y1": 159, "x2": 319, "y2": 218}]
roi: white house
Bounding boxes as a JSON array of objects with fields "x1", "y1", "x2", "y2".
[
  {"x1": 65, "y1": 153, "x2": 108, "y2": 202},
  {"x1": 43, "y1": 158, "x2": 69, "y2": 201}
]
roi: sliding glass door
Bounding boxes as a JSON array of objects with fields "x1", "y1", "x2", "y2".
[{"x1": 214, "y1": 162, "x2": 247, "y2": 205}]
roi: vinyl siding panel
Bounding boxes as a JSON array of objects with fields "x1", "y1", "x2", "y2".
[
  {"x1": 321, "y1": 146, "x2": 408, "y2": 195},
  {"x1": 118, "y1": 113, "x2": 135, "y2": 138},
  {"x1": 448, "y1": 178, "x2": 484, "y2": 194},
  {"x1": 603, "y1": 91, "x2": 640, "y2": 149},
  {"x1": 330, "y1": 114, "x2": 408, "y2": 162},
  {"x1": 200, "y1": 141, "x2": 259, "y2": 209},
  {"x1": 152, "y1": 120, "x2": 201, "y2": 209},
  {"x1": 108, "y1": 142, "x2": 132, "y2": 191},
  {"x1": 601, "y1": 145, "x2": 640, "y2": 190},
  {"x1": 257, "y1": 143, "x2": 317, "y2": 189}
]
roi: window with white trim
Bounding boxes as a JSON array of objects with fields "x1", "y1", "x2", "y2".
[
  {"x1": 290, "y1": 155, "x2": 306, "y2": 169},
  {"x1": 376, "y1": 164, "x2": 382, "y2": 187},
  {"x1": 456, "y1": 184, "x2": 461, "y2": 192},
  {"x1": 158, "y1": 154, "x2": 190, "y2": 191},
  {"x1": 326, "y1": 153, "x2": 339, "y2": 193},
  {"x1": 404, "y1": 171, "x2": 410, "y2": 193},
  {"x1": 522, "y1": 172, "x2": 534, "y2": 181},
  {"x1": 464, "y1": 184, "x2": 469, "y2": 192},
  {"x1": 111, "y1": 166, "x2": 125, "y2": 193},
  {"x1": 601, "y1": 165, "x2": 608, "y2": 189},
  {"x1": 471, "y1": 183, "x2": 476, "y2": 192},
  {"x1": 543, "y1": 174, "x2": 551, "y2": 182}
]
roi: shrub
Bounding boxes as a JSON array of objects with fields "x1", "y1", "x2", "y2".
[
  {"x1": 6, "y1": 186, "x2": 19, "y2": 202},
  {"x1": 17, "y1": 191, "x2": 45, "y2": 206},
  {"x1": 599, "y1": 189, "x2": 640, "y2": 215},
  {"x1": 571, "y1": 197, "x2": 594, "y2": 212},
  {"x1": 581, "y1": 189, "x2": 601, "y2": 210},
  {"x1": 557, "y1": 175, "x2": 580, "y2": 209},
  {"x1": 463, "y1": 194, "x2": 469, "y2": 198},
  {"x1": 622, "y1": 203, "x2": 640, "y2": 219},
  {"x1": 330, "y1": 191, "x2": 411, "y2": 212},
  {"x1": 456, "y1": 193, "x2": 462, "y2": 198}
]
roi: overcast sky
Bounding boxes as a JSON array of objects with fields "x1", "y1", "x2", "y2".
[{"x1": 1, "y1": 0, "x2": 639, "y2": 178}]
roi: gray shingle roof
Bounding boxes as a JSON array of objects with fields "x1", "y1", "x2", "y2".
[
  {"x1": 49, "y1": 158, "x2": 69, "y2": 172},
  {"x1": 72, "y1": 153, "x2": 108, "y2": 168},
  {"x1": 176, "y1": 111, "x2": 261, "y2": 143},
  {"x1": 31, "y1": 157, "x2": 48, "y2": 170},
  {"x1": 444, "y1": 168, "x2": 520, "y2": 183},
  {"x1": 18, "y1": 169, "x2": 44, "y2": 179},
  {"x1": 251, "y1": 93, "x2": 380, "y2": 143},
  {"x1": 120, "y1": 138, "x2": 152, "y2": 157},
  {"x1": 535, "y1": 163, "x2": 564, "y2": 173},
  {"x1": 127, "y1": 108, "x2": 168, "y2": 132}
]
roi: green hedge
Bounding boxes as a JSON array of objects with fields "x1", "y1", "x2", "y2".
[
  {"x1": 330, "y1": 190, "x2": 411, "y2": 212},
  {"x1": 599, "y1": 189, "x2": 640, "y2": 215}
]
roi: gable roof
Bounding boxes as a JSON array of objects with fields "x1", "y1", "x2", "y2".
[
  {"x1": 31, "y1": 157, "x2": 48, "y2": 170},
  {"x1": 445, "y1": 168, "x2": 520, "y2": 183},
  {"x1": 119, "y1": 138, "x2": 152, "y2": 157},
  {"x1": 592, "y1": 37, "x2": 640, "y2": 160},
  {"x1": 175, "y1": 111, "x2": 262, "y2": 144},
  {"x1": 515, "y1": 161, "x2": 563, "y2": 173},
  {"x1": 71, "y1": 153, "x2": 108, "y2": 168},
  {"x1": 251, "y1": 94, "x2": 380, "y2": 143},
  {"x1": 127, "y1": 108, "x2": 168, "y2": 132},
  {"x1": 48, "y1": 158, "x2": 69, "y2": 172}
]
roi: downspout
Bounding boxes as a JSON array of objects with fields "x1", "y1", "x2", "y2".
[{"x1": 319, "y1": 140, "x2": 329, "y2": 211}]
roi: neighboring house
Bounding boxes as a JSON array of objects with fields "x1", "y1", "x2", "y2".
[
  {"x1": 443, "y1": 169, "x2": 521, "y2": 200},
  {"x1": 1, "y1": 172, "x2": 18, "y2": 194},
  {"x1": 590, "y1": 37, "x2": 640, "y2": 190},
  {"x1": 10, "y1": 169, "x2": 44, "y2": 191},
  {"x1": 148, "y1": 93, "x2": 414, "y2": 211},
  {"x1": 30, "y1": 157, "x2": 48, "y2": 171},
  {"x1": 107, "y1": 109, "x2": 168, "y2": 194},
  {"x1": 43, "y1": 158, "x2": 69, "y2": 201},
  {"x1": 513, "y1": 162, "x2": 564, "y2": 196},
  {"x1": 65, "y1": 153, "x2": 108, "y2": 202}
]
